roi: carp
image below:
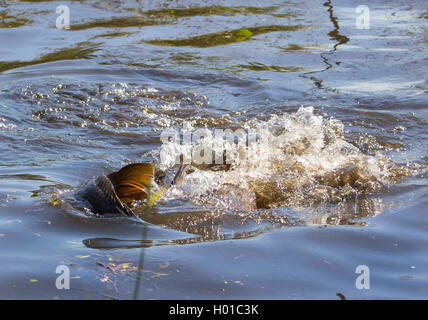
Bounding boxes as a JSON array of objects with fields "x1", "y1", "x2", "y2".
[{"x1": 80, "y1": 162, "x2": 257, "y2": 218}]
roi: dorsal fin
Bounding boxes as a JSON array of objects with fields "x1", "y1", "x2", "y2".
[
  {"x1": 172, "y1": 164, "x2": 190, "y2": 186},
  {"x1": 95, "y1": 175, "x2": 134, "y2": 216},
  {"x1": 96, "y1": 175, "x2": 119, "y2": 204},
  {"x1": 108, "y1": 163, "x2": 154, "y2": 202}
]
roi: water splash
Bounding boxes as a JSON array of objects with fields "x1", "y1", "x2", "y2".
[{"x1": 155, "y1": 106, "x2": 413, "y2": 212}]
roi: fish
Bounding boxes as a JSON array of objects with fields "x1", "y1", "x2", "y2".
[
  {"x1": 80, "y1": 163, "x2": 155, "y2": 218},
  {"x1": 80, "y1": 162, "x2": 258, "y2": 217}
]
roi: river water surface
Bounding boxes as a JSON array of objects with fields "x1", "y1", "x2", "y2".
[{"x1": 0, "y1": 0, "x2": 427, "y2": 299}]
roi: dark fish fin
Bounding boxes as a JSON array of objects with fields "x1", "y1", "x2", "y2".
[
  {"x1": 82, "y1": 175, "x2": 134, "y2": 217},
  {"x1": 172, "y1": 164, "x2": 191, "y2": 186},
  {"x1": 96, "y1": 176, "x2": 120, "y2": 204},
  {"x1": 108, "y1": 163, "x2": 154, "y2": 201}
]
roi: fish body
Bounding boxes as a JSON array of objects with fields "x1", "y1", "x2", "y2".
[
  {"x1": 81, "y1": 175, "x2": 134, "y2": 217},
  {"x1": 81, "y1": 163, "x2": 154, "y2": 217},
  {"x1": 81, "y1": 162, "x2": 257, "y2": 217}
]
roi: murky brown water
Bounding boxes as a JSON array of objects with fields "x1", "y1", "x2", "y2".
[{"x1": 0, "y1": 0, "x2": 427, "y2": 299}]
